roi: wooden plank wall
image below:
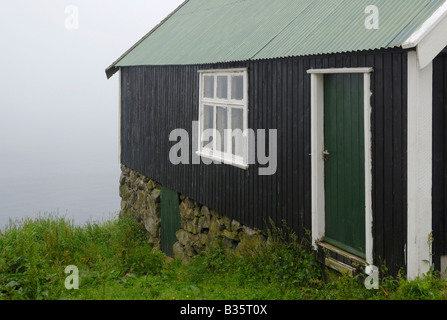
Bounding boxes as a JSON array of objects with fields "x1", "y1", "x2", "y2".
[
  {"x1": 433, "y1": 52, "x2": 447, "y2": 271},
  {"x1": 120, "y1": 48, "x2": 408, "y2": 275}
]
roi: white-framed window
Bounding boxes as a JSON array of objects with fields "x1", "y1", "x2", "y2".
[{"x1": 197, "y1": 68, "x2": 249, "y2": 169}]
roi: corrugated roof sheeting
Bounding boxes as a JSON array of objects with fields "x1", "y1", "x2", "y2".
[{"x1": 114, "y1": 0, "x2": 446, "y2": 67}]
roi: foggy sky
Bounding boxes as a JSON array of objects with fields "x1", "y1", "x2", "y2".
[{"x1": 0, "y1": 0, "x2": 184, "y2": 226}]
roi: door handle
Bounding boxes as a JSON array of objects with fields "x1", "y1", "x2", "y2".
[{"x1": 323, "y1": 150, "x2": 330, "y2": 161}]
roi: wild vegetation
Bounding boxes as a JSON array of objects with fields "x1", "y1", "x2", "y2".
[{"x1": 0, "y1": 214, "x2": 446, "y2": 300}]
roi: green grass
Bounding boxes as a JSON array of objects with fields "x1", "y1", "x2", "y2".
[{"x1": 1, "y1": 214, "x2": 447, "y2": 300}]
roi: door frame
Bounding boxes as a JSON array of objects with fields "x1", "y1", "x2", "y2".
[{"x1": 307, "y1": 67, "x2": 373, "y2": 265}]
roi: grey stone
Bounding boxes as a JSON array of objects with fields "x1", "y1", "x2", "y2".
[
  {"x1": 120, "y1": 200, "x2": 128, "y2": 210},
  {"x1": 193, "y1": 207, "x2": 202, "y2": 218},
  {"x1": 173, "y1": 242, "x2": 186, "y2": 261},
  {"x1": 201, "y1": 206, "x2": 210, "y2": 216},
  {"x1": 222, "y1": 229, "x2": 239, "y2": 241},
  {"x1": 210, "y1": 210, "x2": 220, "y2": 220},
  {"x1": 222, "y1": 216, "x2": 232, "y2": 230},
  {"x1": 184, "y1": 218, "x2": 201, "y2": 235},
  {"x1": 242, "y1": 225, "x2": 258, "y2": 237},
  {"x1": 180, "y1": 201, "x2": 195, "y2": 220},
  {"x1": 209, "y1": 218, "x2": 225, "y2": 236},
  {"x1": 198, "y1": 215, "x2": 210, "y2": 230},
  {"x1": 231, "y1": 220, "x2": 241, "y2": 232},
  {"x1": 184, "y1": 244, "x2": 196, "y2": 258},
  {"x1": 198, "y1": 233, "x2": 209, "y2": 246},
  {"x1": 144, "y1": 216, "x2": 160, "y2": 238},
  {"x1": 176, "y1": 229, "x2": 198, "y2": 246},
  {"x1": 151, "y1": 189, "x2": 161, "y2": 202},
  {"x1": 119, "y1": 173, "x2": 126, "y2": 185}
]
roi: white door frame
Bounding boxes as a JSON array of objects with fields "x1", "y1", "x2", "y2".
[{"x1": 307, "y1": 68, "x2": 374, "y2": 266}]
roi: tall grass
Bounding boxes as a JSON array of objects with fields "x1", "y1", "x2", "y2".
[
  {"x1": 1, "y1": 214, "x2": 447, "y2": 300},
  {"x1": 191, "y1": 221, "x2": 323, "y2": 289},
  {"x1": 0, "y1": 214, "x2": 166, "y2": 300}
]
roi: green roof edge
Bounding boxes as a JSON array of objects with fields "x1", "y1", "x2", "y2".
[{"x1": 105, "y1": 0, "x2": 190, "y2": 79}]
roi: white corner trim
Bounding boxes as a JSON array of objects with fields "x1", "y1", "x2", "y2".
[
  {"x1": 118, "y1": 68, "x2": 122, "y2": 163},
  {"x1": 309, "y1": 70, "x2": 373, "y2": 266},
  {"x1": 407, "y1": 51, "x2": 433, "y2": 280},
  {"x1": 402, "y1": 0, "x2": 447, "y2": 49},
  {"x1": 417, "y1": 12, "x2": 447, "y2": 69},
  {"x1": 403, "y1": 1, "x2": 447, "y2": 68}
]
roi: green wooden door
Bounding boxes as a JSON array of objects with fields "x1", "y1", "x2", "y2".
[
  {"x1": 161, "y1": 187, "x2": 181, "y2": 257},
  {"x1": 324, "y1": 73, "x2": 365, "y2": 258}
]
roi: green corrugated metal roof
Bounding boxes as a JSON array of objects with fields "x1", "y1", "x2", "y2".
[{"x1": 110, "y1": 0, "x2": 446, "y2": 71}]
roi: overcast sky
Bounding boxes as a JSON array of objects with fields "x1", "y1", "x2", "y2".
[{"x1": 0, "y1": 1, "x2": 184, "y2": 225}]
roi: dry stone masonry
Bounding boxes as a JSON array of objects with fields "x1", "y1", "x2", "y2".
[
  {"x1": 119, "y1": 165, "x2": 265, "y2": 262},
  {"x1": 119, "y1": 165, "x2": 162, "y2": 250}
]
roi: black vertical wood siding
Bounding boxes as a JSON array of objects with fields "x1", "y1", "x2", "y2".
[
  {"x1": 433, "y1": 52, "x2": 447, "y2": 271},
  {"x1": 120, "y1": 49, "x2": 408, "y2": 275}
]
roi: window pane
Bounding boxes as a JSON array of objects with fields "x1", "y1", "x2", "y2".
[
  {"x1": 204, "y1": 76, "x2": 214, "y2": 98},
  {"x1": 216, "y1": 106, "x2": 228, "y2": 152},
  {"x1": 202, "y1": 105, "x2": 214, "y2": 149},
  {"x1": 231, "y1": 108, "x2": 244, "y2": 157},
  {"x1": 217, "y1": 76, "x2": 228, "y2": 99},
  {"x1": 231, "y1": 76, "x2": 244, "y2": 100}
]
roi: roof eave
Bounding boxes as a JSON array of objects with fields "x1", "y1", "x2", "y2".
[
  {"x1": 105, "y1": 0, "x2": 190, "y2": 79},
  {"x1": 105, "y1": 65, "x2": 119, "y2": 79},
  {"x1": 402, "y1": 0, "x2": 447, "y2": 68}
]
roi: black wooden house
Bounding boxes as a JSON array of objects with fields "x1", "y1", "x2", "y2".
[{"x1": 107, "y1": 0, "x2": 447, "y2": 278}]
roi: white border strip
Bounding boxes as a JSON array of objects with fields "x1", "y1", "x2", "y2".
[
  {"x1": 118, "y1": 69, "x2": 122, "y2": 163},
  {"x1": 310, "y1": 73, "x2": 325, "y2": 247},
  {"x1": 308, "y1": 68, "x2": 373, "y2": 74},
  {"x1": 407, "y1": 52, "x2": 433, "y2": 279},
  {"x1": 402, "y1": 0, "x2": 447, "y2": 49},
  {"x1": 364, "y1": 72, "x2": 373, "y2": 266},
  {"x1": 198, "y1": 68, "x2": 248, "y2": 74}
]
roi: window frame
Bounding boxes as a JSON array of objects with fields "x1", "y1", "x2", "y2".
[{"x1": 197, "y1": 68, "x2": 249, "y2": 169}]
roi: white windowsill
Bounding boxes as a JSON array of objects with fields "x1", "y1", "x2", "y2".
[{"x1": 196, "y1": 150, "x2": 249, "y2": 170}]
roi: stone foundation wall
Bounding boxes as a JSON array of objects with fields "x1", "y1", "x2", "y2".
[
  {"x1": 119, "y1": 165, "x2": 264, "y2": 261},
  {"x1": 174, "y1": 196, "x2": 264, "y2": 262},
  {"x1": 119, "y1": 165, "x2": 163, "y2": 250}
]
